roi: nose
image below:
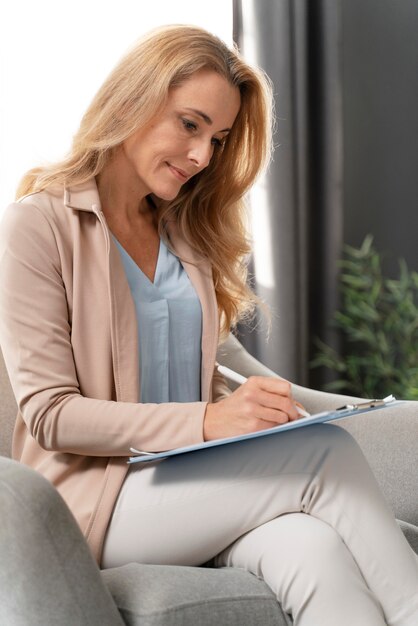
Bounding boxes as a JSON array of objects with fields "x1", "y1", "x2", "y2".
[{"x1": 188, "y1": 139, "x2": 214, "y2": 171}]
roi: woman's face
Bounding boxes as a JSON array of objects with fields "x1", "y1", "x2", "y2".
[{"x1": 122, "y1": 69, "x2": 241, "y2": 201}]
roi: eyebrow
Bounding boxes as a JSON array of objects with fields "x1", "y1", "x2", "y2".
[{"x1": 184, "y1": 108, "x2": 231, "y2": 133}]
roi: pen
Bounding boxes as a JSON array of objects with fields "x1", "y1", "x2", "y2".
[
  {"x1": 216, "y1": 364, "x2": 248, "y2": 385},
  {"x1": 216, "y1": 364, "x2": 310, "y2": 418}
]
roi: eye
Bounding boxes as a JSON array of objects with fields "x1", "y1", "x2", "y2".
[
  {"x1": 211, "y1": 137, "x2": 225, "y2": 148},
  {"x1": 182, "y1": 118, "x2": 197, "y2": 132}
]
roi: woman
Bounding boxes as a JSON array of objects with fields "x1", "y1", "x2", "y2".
[{"x1": 0, "y1": 25, "x2": 416, "y2": 625}]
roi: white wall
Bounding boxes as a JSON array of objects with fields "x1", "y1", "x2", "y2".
[{"x1": 0, "y1": 1, "x2": 232, "y2": 214}]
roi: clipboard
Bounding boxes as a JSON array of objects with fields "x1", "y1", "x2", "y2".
[{"x1": 128, "y1": 395, "x2": 401, "y2": 464}]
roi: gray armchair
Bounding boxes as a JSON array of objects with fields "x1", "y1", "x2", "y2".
[{"x1": 1, "y1": 334, "x2": 417, "y2": 626}]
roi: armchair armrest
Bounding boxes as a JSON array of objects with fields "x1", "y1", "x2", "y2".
[{"x1": 0, "y1": 456, "x2": 123, "y2": 626}]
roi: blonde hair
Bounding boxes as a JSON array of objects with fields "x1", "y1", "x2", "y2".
[{"x1": 17, "y1": 25, "x2": 274, "y2": 334}]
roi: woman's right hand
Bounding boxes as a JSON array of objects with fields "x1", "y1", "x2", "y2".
[{"x1": 203, "y1": 376, "x2": 302, "y2": 441}]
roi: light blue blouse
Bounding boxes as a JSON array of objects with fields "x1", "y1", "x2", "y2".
[{"x1": 113, "y1": 236, "x2": 202, "y2": 403}]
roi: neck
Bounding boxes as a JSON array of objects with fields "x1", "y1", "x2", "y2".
[{"x1": 96, "y1": 148, "x2": 152, "y2": 224}]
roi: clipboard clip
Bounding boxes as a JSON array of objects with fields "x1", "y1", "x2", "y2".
[{"x1": 336, "y1": 394, "x2": 395, "y2": 412}]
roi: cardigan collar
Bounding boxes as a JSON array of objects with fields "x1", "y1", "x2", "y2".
[{"x1": 64, "y1": 178, "x2": 102, "y2": 213}]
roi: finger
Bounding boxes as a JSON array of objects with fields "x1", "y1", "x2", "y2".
[
  {"x1": 259, "y1": 389, "x2": 300, "y2": 419},
  {"x1": 260, "y1": 405, "x2": 307, "y2": 424},
  {"x1": 247, "y1": 376, "x2": 293, "y2": 398},
  {"x1": 250, "y1": 406, "x2": 292, "y2": 426},
  {"x1": 250, "y1": 417, "x2": 284, "y2": 432},
  {"x1": 240, "y1": 384, "x2": 299, "y2": 420}
]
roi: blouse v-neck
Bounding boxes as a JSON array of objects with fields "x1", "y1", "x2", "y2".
[
  {"x1": 112, "y1": 236, "x2": 162, "y2": 286},
  {"x1": 112, "y1": 234, "x2": 202, "y2": 404}
]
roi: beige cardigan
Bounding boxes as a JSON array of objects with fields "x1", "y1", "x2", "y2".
[{"x1": 0, "y1": 179, "x2": 230, "y2": 562}]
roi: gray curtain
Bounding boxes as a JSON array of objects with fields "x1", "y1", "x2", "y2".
[{"x1": 233, "y1": 0, "x2": 344, "y2": 386}]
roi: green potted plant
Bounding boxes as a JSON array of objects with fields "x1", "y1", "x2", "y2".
[{"x1": 311, "y1": 235, "x2": 418, "y2": 399}]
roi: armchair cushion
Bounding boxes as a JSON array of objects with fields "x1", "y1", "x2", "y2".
[{"x1": 102, "y1": 563, "x2": 289, "y2": 626}]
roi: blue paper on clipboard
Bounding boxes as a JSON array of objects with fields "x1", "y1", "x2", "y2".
[{"x1": 128, "y1": 396, "x2": 401, "y2": 464}]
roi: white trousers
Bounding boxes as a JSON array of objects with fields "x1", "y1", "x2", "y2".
[{"x1": 102, "y1": 424, "x2": 418, "y2": 625}]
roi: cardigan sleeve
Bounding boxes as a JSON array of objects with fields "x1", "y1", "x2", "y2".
[{"x1": 0, "y1": 202, "x2": 207, "y2": 457}]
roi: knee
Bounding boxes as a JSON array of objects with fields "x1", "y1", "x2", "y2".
[
  {"x1": 294, "y1": 514, "x2": 345, "y2": 564},
  {"x1": 314, "y1": 423, "x2": 365, "y2": 461},
  {"x1": 299, "y1": 424, "x2": 371, "y2": 491},
  {"x1": 272, "y1": 514, "x2": 352, "y2": 586},
  {"x1": 251, "y1": 514, "x2": 351, "y2": 582},
  {"x1": 255, "y1": 513, "x2": 348, "y2": 565},
  {"x1": 283, "y1": 513, "x2": 342, "y2": 553}
]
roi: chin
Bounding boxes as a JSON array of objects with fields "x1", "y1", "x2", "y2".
[{"x1": 154, "y1": 187, "x2": 183, "y2": 202}]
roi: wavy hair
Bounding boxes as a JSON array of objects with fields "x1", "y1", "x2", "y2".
[{"x1": 17, "y1": 25, "x2": 274, "y2": 335}]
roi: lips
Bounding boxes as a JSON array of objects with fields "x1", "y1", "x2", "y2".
[{"x1": 167, "y1": 163, "x2": 190, "y2": 182}]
